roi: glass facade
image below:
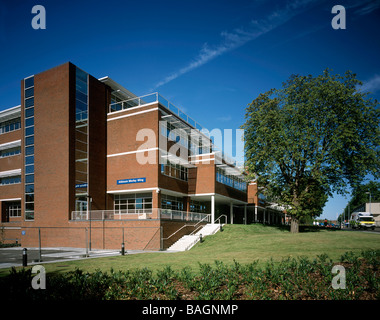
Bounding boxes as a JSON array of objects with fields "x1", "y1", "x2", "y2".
[
  {"x1": 24, "y1": 75, "x2": 35, "y2": 220},
  {"x1": 216, "y1": 167, "x2": 247, "y2": 192},
  {"x1": 114, "y1": 193, "x2": 152, "y2": 213},
  {"x1": 74, "y1": 68, "x2": 89, "y2": 211},
  {"x1": 161, "y1": 194, "x2": 184, "y2": 211}
]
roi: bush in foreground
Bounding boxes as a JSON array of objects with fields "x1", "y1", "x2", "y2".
[{"x1": 1, "y1": 250, "x2": 379, "y2": 300}]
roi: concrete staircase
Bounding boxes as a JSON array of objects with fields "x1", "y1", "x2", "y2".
[{"x1": 167, "y1": 223, "x2": 222, "y2": 251}]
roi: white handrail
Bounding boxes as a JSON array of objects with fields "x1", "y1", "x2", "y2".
[{"x1": 214, "y1": 214, "x2": 227, "y2": 225}]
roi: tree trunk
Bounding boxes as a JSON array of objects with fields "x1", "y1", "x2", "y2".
[{"x1": 290, "y1": 217, "x2": 299, "y2": 233}]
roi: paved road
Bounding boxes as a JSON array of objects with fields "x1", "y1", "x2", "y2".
[
  {"x1": 0, "y1": 247, "x2": 121, "y2": 269},
  {"x1": 341, "y1": 226, "x2": 380, "y2": 234}
]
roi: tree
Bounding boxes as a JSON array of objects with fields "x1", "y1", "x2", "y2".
[{"x1": 242, "y1": 69, "x2": 380, "y2": 233}]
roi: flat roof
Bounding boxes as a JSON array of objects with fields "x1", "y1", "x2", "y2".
[
  {"x1": 0, "y1": 105, "x2": 21, "y2": 122},
  {"x1": 98, "y1": 76, "x2": 138, "y2": 101}
]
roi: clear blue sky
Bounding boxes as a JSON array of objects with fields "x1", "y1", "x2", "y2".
[{"x1": 1, "y1": 0, "x2": 379, "y2": 220}]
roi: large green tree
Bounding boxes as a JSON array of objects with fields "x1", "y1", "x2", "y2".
[{"x1": 242, "y1": 69, "x2": 380, "y2": 233}]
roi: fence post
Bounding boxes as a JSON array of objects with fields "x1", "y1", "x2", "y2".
[
  {"x1": 22, "y1": 248, "x2": 28, "y2": 266},
  {"x1": 160, "y1": 226, "x2": 163, "y2": 251},
  {"x1": 38, "y1": 227, "x2": 42, "y2": 262},
  {"x1": 85, "y1": 227, "x2": 88, "y2": 257},
  {"x1": 121, "y1": 227, "x2": 125, "y2": 255}
]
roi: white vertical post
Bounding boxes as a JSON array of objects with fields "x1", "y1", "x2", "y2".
[
  {"x1": 230, "y1": 202, "x2": 233, "y2": 224},
  {"x1": 255, "y1": 205, "x2": 258, "y2": 222},
  {"x1": 244, "y1": 205, "x2": 247, "y2": 225},
  {"x1": 211, "y1": 195, "x2": 215, "y2": 224}
]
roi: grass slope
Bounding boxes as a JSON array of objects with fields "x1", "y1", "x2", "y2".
[{"x1": 2, "y1": 224, "x2": 380, "y2": 276}]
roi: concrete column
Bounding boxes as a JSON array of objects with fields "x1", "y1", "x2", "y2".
[
  {"x1": 255, "y1": 205, "x2": 257, "y2": 222},
  {"x1": 211, "y1": 195, "x2": 215, "y2": 224},
  {"x1": 244, "y1": 204, "x2": 247, "y2": 225},
  {"x1": 230, "y1": 201, "x2": 233, "y2": 224}
]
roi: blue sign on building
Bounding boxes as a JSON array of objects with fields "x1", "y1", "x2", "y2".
[
  {"x1": 117, "y1": 177, "x2": 146, "y2": 185},
  {"x1": 75, "y1": 183, "x2": 88, "y2": 188}
]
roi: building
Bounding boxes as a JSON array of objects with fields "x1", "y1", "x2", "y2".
[{"x1": 0, "y1": 62, "x2": 284, "y2": 250}]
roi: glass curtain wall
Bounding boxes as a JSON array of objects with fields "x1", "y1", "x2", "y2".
[
  {"x1": 24, "y1": 76, "x2": 35, "y2": 220},
  {"x1": 74, "y1": 68, "x2": 89, "y2": 213}
]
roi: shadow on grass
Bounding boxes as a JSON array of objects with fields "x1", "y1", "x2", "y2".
[{"x1": 270, "y1": 224, "x2": 342, "y2": 233}]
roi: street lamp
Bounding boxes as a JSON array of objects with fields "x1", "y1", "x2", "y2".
[{"x1": 366, "y1": 191, "x2": 372, "y2": 213}]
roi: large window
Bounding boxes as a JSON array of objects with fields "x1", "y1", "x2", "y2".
[
  {"x1": 8, "y1": 202, "x2": 21, "y2": 217},
  {"x1": 161, "y1": 161, "x2": 188, "y2": 181},
  {"x1": 24, "y1": 75, "x2": 35, "y2": 220},
  {"x1": 190, "y1": 200, "x2": 208, "y2": 213},
  {"x1": 75, "y1": 67, "x2": 89, "y2": 206},
  {"x1": 216, "y1": 167, "x2": 247, "y2": 192},
  {"x1": 0, "y1": 146, "x2": 21, "y2": 158},
  {"x1": 0, "y1": 175, "x2": 21, "y2": 186},
  {"x1": 0, "y1": 118, "x2": 21, "y2": 135},
  {"x1": 161, "y1": 194, "x2": 184, "y2": 211},
  {"x1": 114, "y1": 193, "x2": 152, "y2": 213}
]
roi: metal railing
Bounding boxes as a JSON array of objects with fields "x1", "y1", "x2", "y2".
[
  {"x1": 163, "y1": 213, "x2": 210, "y2": 243},
  {"x1": 71, "y1": 209, "x2": 154, "y2": 221},
  {"x1": 71, "y1": 208, "x2": 210, "y2": 222},
  {"x1": 108, "y1": 92, "x2": 244, "y2": 169},
  {"x1": 109, "y1": 92, "x2": 205, "y2": 132},
  {"x1": 159, "y1": 209, "x2": 210, "y2": 222},
  {"x1": 214, "y1": 214, "x2": 228, "y2": 225}
]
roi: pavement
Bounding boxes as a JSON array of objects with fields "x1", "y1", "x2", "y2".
[{"x1": 0, "y1": 247, "x2": 159, "y2": 269}]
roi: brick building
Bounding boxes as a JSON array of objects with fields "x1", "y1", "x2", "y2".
[{"x1": 0, "y1": 62, "x2": 283, "y2": 250}]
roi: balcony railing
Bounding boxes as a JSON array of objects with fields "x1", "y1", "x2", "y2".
[
  {"x1": 70, "y1": 208, "x2": 210, "y2": 222},
  {"x1": 109, "y1": 92, "x2": 206, "y2": 132},
  {"x1": 109, "y1": 92, "x2": 244, "y2": 169}
]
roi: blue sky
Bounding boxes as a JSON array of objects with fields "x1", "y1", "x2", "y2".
[{"x1": 0, "y1": 0, "x2": 379, "y2": 220}]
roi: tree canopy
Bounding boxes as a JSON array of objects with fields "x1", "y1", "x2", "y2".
[{"x1": 242, "y1": 69, "x2": 380, "y2": 232}]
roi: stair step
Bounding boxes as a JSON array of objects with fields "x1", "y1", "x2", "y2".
[{"x1": 167, "y1": 224, "x2": 223, "y2": 251}]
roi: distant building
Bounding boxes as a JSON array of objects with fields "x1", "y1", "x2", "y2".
[{"x1": 352, "y1": 202, "x2": 380, "y2": 226}]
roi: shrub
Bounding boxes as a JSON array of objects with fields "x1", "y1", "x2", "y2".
[{"x1": 0, "y1": 250, "x2": 379, "y2": 300}]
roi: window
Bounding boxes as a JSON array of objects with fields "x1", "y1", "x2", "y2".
[
  {"x1": 161, "y1": 160, "x2": 188, "y2": 181},
  {"x1": 0, "y1": 175, "x2": 21, "y2": 185},
  {"x1": 0, "y1": 146, "x2": 21, "y2": 158},
  {"x1": 114, "y1": 193, "x2": 152, "y2": 213},
  {"x1": 216, "y1": 167, "x2": 247, "y2": 192},
  {"x1": 190, "y1": 200, "x2": 208, "y2": 213},
  {"x1": 24, "y1": 75, "x2": 35, "y2": 220},
  {"x1": 161, "y1": 194, "x2": 184, "y2": 211},
  {"x1": 8, "y1": 202, "x2": 22, "y2": 217},
  {"x1": 75, "y1": 67, "x2": 89, "y2": 198},
  {"x1": 0, "y1": 118, "x2": 21, "y2": 135}
]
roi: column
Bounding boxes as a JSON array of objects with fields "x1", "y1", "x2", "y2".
[
  {"x1": 211, "y1": 195, "x2": 215, "y2": 224},
  {"x1": 230, "y1": 201, "x2": 233, "y2": 224},
  {"x1": 255, "y1": 205, "x2": 257, "y2": 222}
]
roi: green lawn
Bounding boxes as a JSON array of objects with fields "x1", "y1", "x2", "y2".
[{"x1": 3, "y1": 224, "x2": 380, "y2": 276}]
